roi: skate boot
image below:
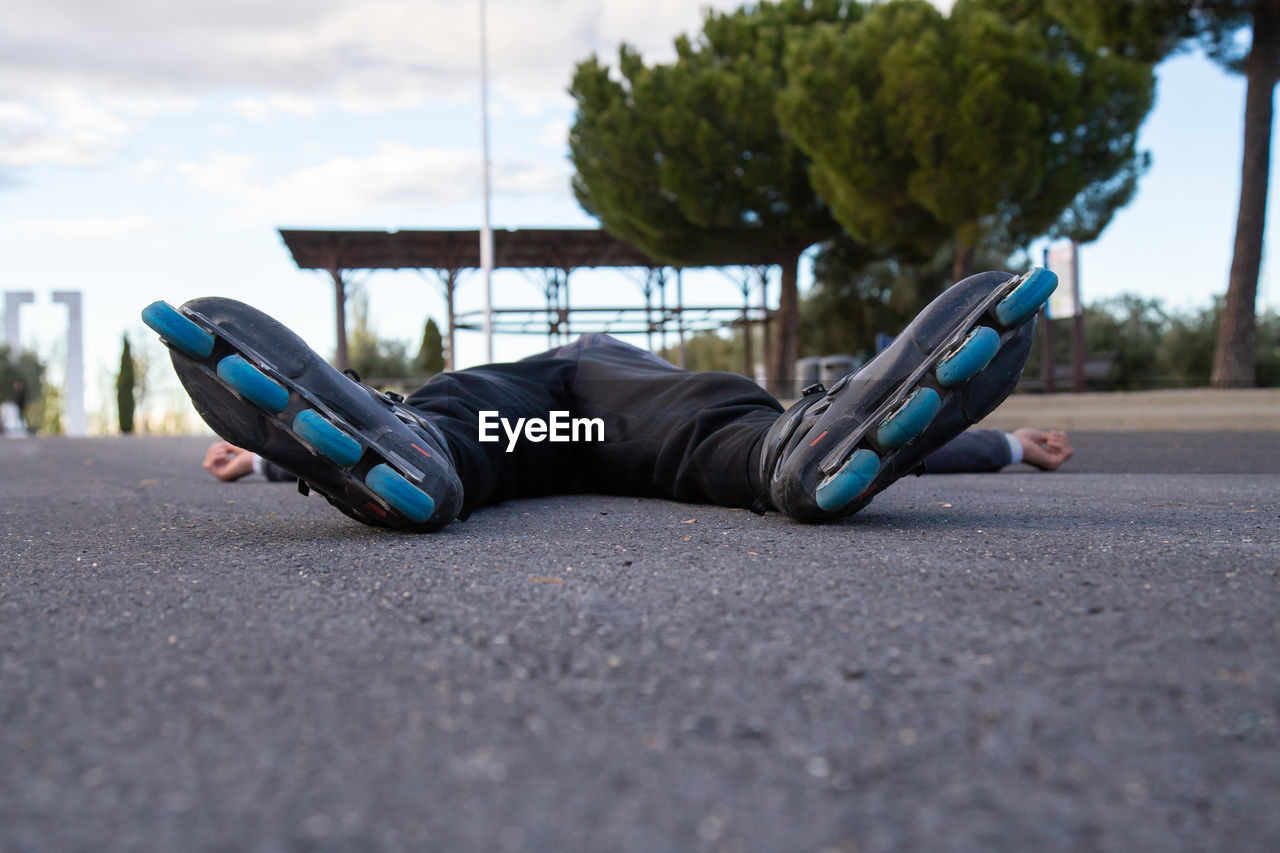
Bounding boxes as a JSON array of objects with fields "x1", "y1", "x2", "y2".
[
  {"x1": 759, "y1": 268, "x2": 1057, "y2": 523},
  {"x1": 142, "y1": 297, "x2": 463, "y2": 532}
]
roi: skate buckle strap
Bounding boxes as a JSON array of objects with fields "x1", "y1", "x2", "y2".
[{"x1": 344, "y1": 367, "x2": 406, "y2": 406}]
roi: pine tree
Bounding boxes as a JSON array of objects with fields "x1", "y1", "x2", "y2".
[
  {"x1": 416, "y1": 318, "x2": 445, "y2": 376},
  {"x1": 117, "y1": 335, "x2": 136, "y2": 434},
  {"x1": 781, "y1": 0, "x2": 1155, "y2": 282}
]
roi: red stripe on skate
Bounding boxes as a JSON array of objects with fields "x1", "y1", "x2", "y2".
[
  {"x1": 411, "y1": 443, "x2": 431, "y2": 458},
  {"x1": 364, "y1": 502, "x2": 387, "y2": 516},
  {"x1": 809, "y1": 430, "x2": 829, "y2": 447}
]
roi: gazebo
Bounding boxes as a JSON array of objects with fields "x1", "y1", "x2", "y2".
[{"x1": 278, "y1": 227, "x2": 779, "y2": 373}]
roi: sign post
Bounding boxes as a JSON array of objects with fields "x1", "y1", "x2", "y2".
[
  {"x1": 1071, "y1": 245, "x2": 1084, "y2": 393},
  {"x1": 1046, "y1": 242, "x2": 1085, "y2": 392},
  {"x1": 478, "y1": 0, "x2": 494, "y2": 363}
]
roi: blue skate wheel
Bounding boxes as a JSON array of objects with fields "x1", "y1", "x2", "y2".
[
  {"x1": 293, "y1": 410, "x2": 362, "y2": 468},
  {"x1": 995, "y1": 268, "x2": 1058, "y2": 327},
  {"x1": 936, "y1": 326, "x2": 1001, "y2": 387},
  {"x1": 366, "y1": 464, "x2": 435, "y2": 524},
  {"x1": 141, "y1": 301, "x2": 214, "y2": 360},
  {"x1": 217, "y1": 355, "x2": 289, "y2": 413},
  {"x1": 876, "y1": 387, "x2": 941, "y2": 449},
  {"x1": 816, "y1": 449, "x2": 880, "y2": 513}
]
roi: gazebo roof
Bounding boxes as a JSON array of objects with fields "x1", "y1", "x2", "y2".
[{"x1": 277, "y1": 227, "x2": 779, "y2": 271}]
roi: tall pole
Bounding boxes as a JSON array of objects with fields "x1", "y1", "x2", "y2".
[
  {"x1": 479, "y1": 0, "x2": 495, "y2": 363},
  {"x1": 445, "y1": 269, "x2": 458, "y2": 371}
]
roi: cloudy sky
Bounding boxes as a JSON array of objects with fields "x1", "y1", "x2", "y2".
[{"x1": 0, "y1": 0, "x2": 1273, "y2": 429}]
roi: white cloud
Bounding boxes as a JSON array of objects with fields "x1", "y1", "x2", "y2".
[
  {"x1": 231, "y1": 94, "x2": 318, "y2": 121},
  {"x1": 266, "y1": 145, "x2": 477, "y2": 214},
  {"x1": 0, "y1": 105, "x2": 113, "y2": 166},
  {"x1": 0, "y1": 215, "x2": 163, "y2": 238},
  {"x1": 0, "y1": 101, "x2": 40, "y2": 123},
  {"x1": 177, "y1": 152, "x2": 257, "y2": 195},
  {"x1": 177, "y1": 143, "x2": 569, "y2": 220},
  {"x1": 537, "y1": 118, "x2": 570, "y2": 149},
  {"x1": 45, "y1": 86, "x2": 130, "y2": 137},
  {"x1": 0, "y1": 1, "x2": 744, "y2": 105},
  {"x1": 128, "y1": 158, "x2": 165, "y2": 180},
  {"x1": 495, "y1": 160, "x2": 570, "y2": 196},
  {"x1": 102, "y1": 94, "x2": 198, "y2": 117},
  {"x1": 0, "y1": 1, "x2": 757, "y2": 172},
  {"x1": 0, "y1": 86, "x2": 162, "y2": 167}
]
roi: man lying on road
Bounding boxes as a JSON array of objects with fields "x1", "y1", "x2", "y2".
[{"x1": 145, "y1": 268, "x2": 1062, "y2": 531}]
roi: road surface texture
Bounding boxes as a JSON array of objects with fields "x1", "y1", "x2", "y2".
[{"x1": 3, "y1": 433, "x2": 1278, "y2": 851}]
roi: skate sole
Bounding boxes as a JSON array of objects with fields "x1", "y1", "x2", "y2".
[
  {"x1": 812, "y1": 268, "x2": 1057, "y2": 514},
  {"x1": 142, "y1": 300, "x2": 440, "y2": 529}
]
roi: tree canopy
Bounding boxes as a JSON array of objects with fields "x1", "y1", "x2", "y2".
[
  {"x1": 1, "y1": 345, "x2": 43, "y2": 406},
  {"x1": 570, "y1": 0, "x2": 1161, "y2": 382},
  {"x1": 1054, "y1": 0, "x2": 1255, "y2": 68},
  {"x1": 781, "y1": 0, "x2": 1156, "y2": 282}
]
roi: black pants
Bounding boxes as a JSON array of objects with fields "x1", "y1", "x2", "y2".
[
  {"x1": 405, "y1": 335, "x2": 780, "y2": 516},
  {"x1": 395, "y1": 335, "x2": 1014, "y2": 516}
]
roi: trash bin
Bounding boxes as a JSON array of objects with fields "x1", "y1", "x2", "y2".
[
  {"x1": 820, "y1": 355, "x2": 859, "y2": 387},
  {"x1": 794, "y1": 357, "x2": 822, "y2": 390}
]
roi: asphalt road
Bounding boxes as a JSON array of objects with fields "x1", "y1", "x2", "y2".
[{"x1": 2, "y1": 433, "x2": 1278, "y2": 852}]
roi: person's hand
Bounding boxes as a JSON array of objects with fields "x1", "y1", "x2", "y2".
[
  {"x1": 1013, "y1": 428, "x2": 1073, "y2": 471},
  {"x1": 203, "y1": 441, "x2": 256, "y2": 481}
]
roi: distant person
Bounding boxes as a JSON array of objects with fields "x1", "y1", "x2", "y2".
[
  {"x1": 145, "y1": 268, "x2": 1059, "y2": 532},
  {"x1": 2, "y1": 379, "x2": 29, "y2": 437}
]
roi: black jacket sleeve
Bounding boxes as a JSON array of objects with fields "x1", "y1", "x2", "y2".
[
  {"x1": 261, "y1": 459, "x2": 298, "y2": 483},
  {"x1": 922, "y1": 428, "x2": 1013, "y2": 474}
]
